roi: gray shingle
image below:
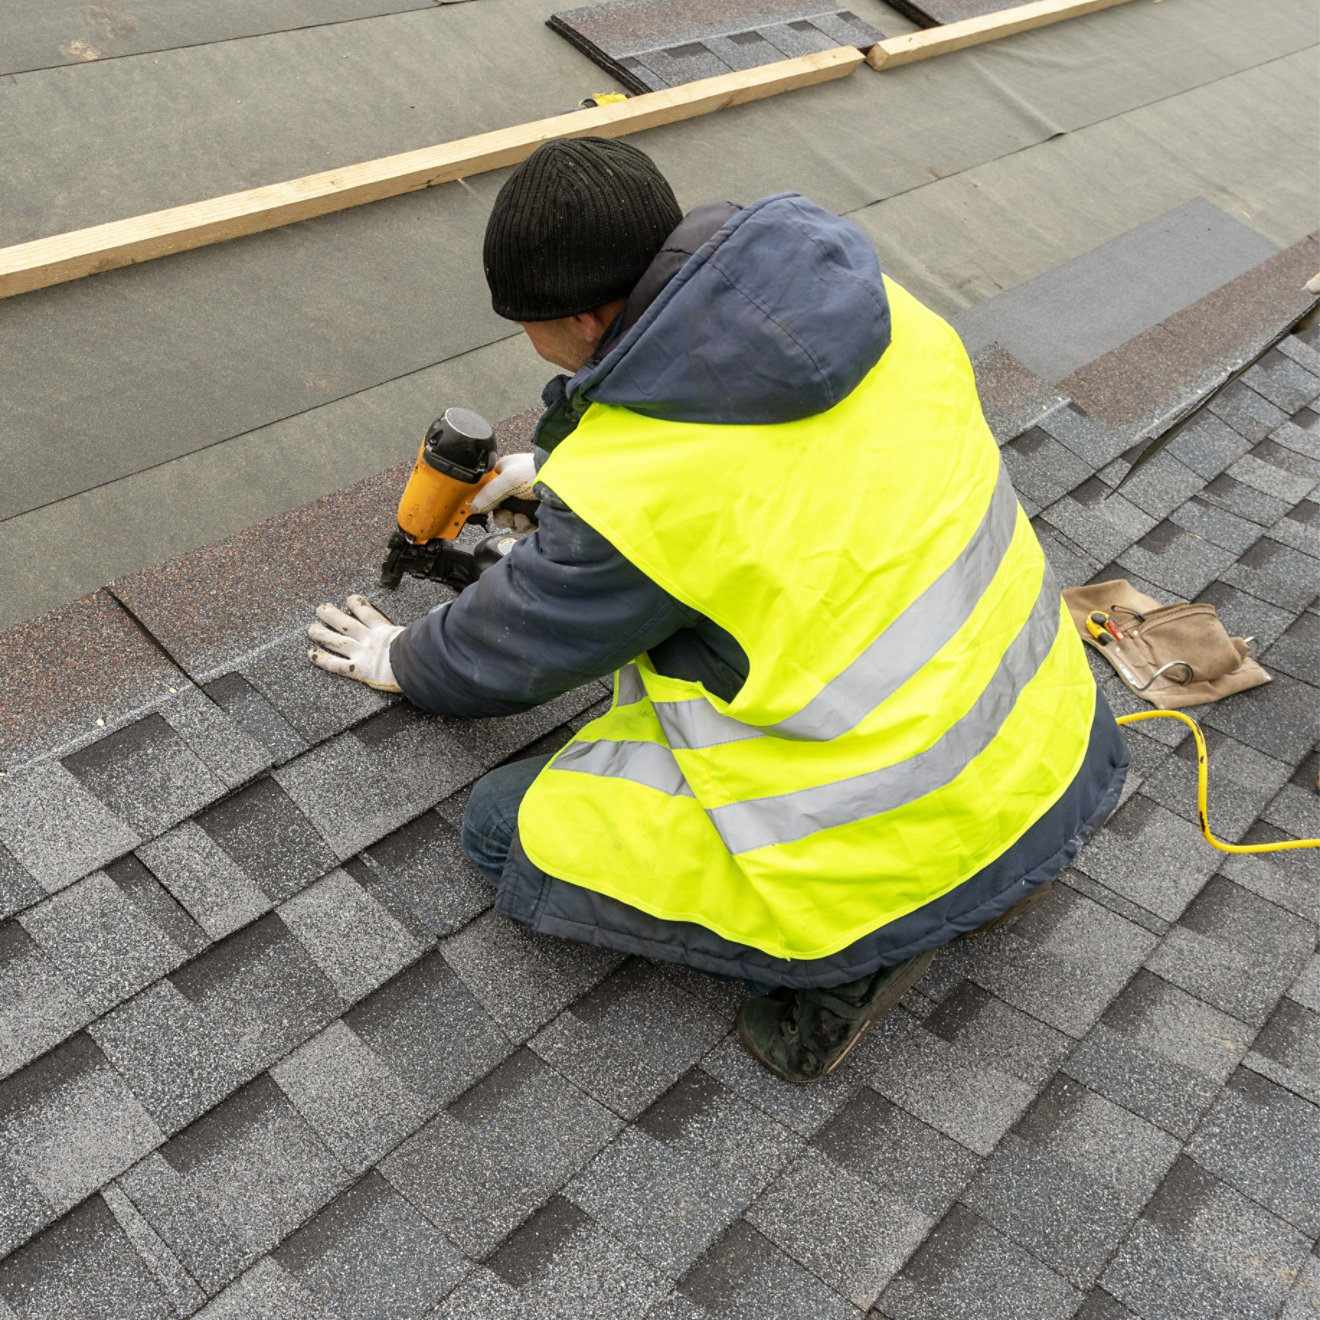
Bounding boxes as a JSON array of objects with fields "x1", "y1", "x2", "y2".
[
  {"x1": 677, "y1": 1219, "x2": 860, "y2": 1320},
  {"x1": 1186, "y1": 1067, "x2": 1320, "y2": 1237},
  {"x1": 564, "y1": 1125, "x2": 753, "y2": 1278},
  {"x1": 1061, "y1": 867, "x2": 1169, "y2": 936},
  {"x1": 192, "y1": 1256, "x2": 333, "y2": 1319},
  {"x1": 1202, "y1": 473, "x2": 1295, "y2": 530},
  {"x1": 1289, "y1": 951, "x2": 1320, "y2": 1011},
  {"x1": 101, "y1": 1185, "x2": 205, "y2": 1318},
  {"x1": 18, "y1": 872, "x2": 187, "y2": 1016},
  {"x1": 273, "y1": 1170, "x2": 468, "y2": 1320},
  {"x1": 442, "y1": 909, "x2": 622, "y2": 1043},
  {"x1": 1100, "y1": 1156, "x2": 1312, "y2": 1320},
  {"x1": 1241, "y1": 348, "x2": 1320, "y2": 414},
  {"x1": 0, "y1": 1195, "x2": 176, "y2": 1320},
  {"x1": 635, "y1": 1068, "x2": 803, "y2": 1198},
  {"x1": 1165, "y1": 412, "x2": 1252, "y2": 480},
  {"x1": 698, "y1": 1032, "x2": 865, "y2": 1141},
  {"x1": 1245, "y1": 997, "x2": 1320, "y2": 1104},
  {"x1": 876, "y1": 1204, "x2": 1081, "y2": 1320},
  {"x1": 1228, "y1": 451, "x2": 1318, "y2": 506},
  {"x1": 0, "y1": 1156, "x2": 53, "y2": 1263},
  {"x1": 955, "y1": 884, "x2": 1159, "y2": 1037},
  {"x1": 103, "y1": 854, "x2": 207, "y2": 959},
  {"x1": 1169, "y1": 494, "x2": 1269, "y2": 554},
  {"x1": 1272, "y1": 413, "x2": 1320, "y2": 462},
  {"x1": 1036, "y1": 405, "x2": 1132, "y2": 469},
  {"x1": 117, "y1": 1074, "x2": 351, "y2": 1297},
  {"x1": 272, "y1": 716, "x2": 469, "y2": 861},
  {"x1": 0, "y1": 923, "x2": 92, "y2": 1079},
  {"x1": 1062, "y1": 968, "x2": 1253, "y2": 1139},
  {"x1": 0, "y1": 850, "x2": 42, "y2": 926},
  {"x1": 960, "y1": 1074, "x2": 1181, "y2": 1287},
  {"x1": 569, "y1": 1069, "x2": 802, "y2": 1275},
  {"x1": 1107, "y1": 448, "x2": 1206, "y2": 521},
  {"x1": 1139, "y1": 732, "x2": 1291, "y2": 844},
  {"x1": 61, "y1": 715, "x2": 227, "y2": 841},
  {"x1": 1146, "y1": 875, "x2": 1316, "y2": 1027},
  {"x1": 1262, "y1": 780, "x2": 1320, "y2": 840},
  {"x1": 744, "y1": 1148, "x2": 932, "y2": 1309},
  {"x1": 196, "y1": 777, "x2": 339, "y2": 905},
  {"x1": 380, "y1": 1048, "x2": 621, "y2": 1258},
  {"x1": 1040, "y1": 484, "x2": 1157, "y2": 564},
  {"x1": 136, "y1": 822, "x2": 271, "y2": 942},
  {"x1": 1032, "y1": 520, "x2": 1103, "y2": 589},
  {"x1": 1269, "y1": 497, "x2": 1320, "y2": 558},
  {"x1": 343, "y1": 951, "x2": 511, "y2": 1110},
  {"x1": 1116, "y1": 520, "x2": 1238, "y2": 600},
  {"x1": 1002, "y1": 429, "x2": 1093, "y2": 509},
  {"x1": 1199, "y1": 672, "x2": 1320, "y2": 767},
  {"x1": 358, "y1": 812, "x2": 491, "y2": 939},
  {"x1": 242, "y1": 636, "x2": 394, "y2": 745},
  {"x1": 527, "y1": 959, "x2": 729, "y2": 1118},
  {"x1": 853, "y1": 1008, "x2": 1036, "y2": 1158},
  {"x1": 0, "y1": 1034, "x2": 162, "y2": 1219},
  {"x1": 1208, "y1": 379, "x2": 1290, "y2": 443},
  {"x1": 1277, "y1": 332, "x2": 1320, "y2": 377},
  {"x1": 92, "y1": 914, "x2": 342, "y2": 1133},
  {"x1": 1072, "y1": 794, "x2": 1217, "y2": 920},
  {"x1": 444, "y1": 686, "x2": 602, "y2": 767},
  {"x1": 159, "y1": 686, "x2": 271, "y2": 791},
  {"x1": 1219, "y1": 825, "x2": 1320, "y2": 922},
  {"x1": 915, "y1": 978, "x2": 1074, "y2": 1087},
  {"x1": 474, "y1": 1196, "x2": 669, "y2": 1319},
  {"x1": 201, "y1": 671, "x2": 309, "y2": 767},
  {"x1": 811, "y1": 1086, "x2": 979, "y2": 1221},
  {"x1": 271, "y1": 1020, "x2": 430, "y2": 1176},
  {"x1": 278, "y1": 870, "x2": 423, "y2": 1002},
  {"x1": 0, "y1": 762, "x2": 139, "y2": 895}
]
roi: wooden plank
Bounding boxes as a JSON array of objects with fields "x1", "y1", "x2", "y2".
[
  {"x1": 0, "y1": 46, "x2": 862, "y2": 301},
  {"x1": 866, "y1": 0, "x2": 1133, "y2": 70}
]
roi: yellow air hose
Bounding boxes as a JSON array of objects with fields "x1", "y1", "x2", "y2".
[{"x1": 1114, "y1": 710, "x2": 1320, "y2": 854}]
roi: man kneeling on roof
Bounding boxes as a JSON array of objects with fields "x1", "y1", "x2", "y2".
[{"x1": 308, "y1": 137, "x2": 1128, "y2": 1084}]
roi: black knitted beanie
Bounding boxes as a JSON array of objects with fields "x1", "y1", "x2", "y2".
[{"x1": 483, "y1": 137, "x2": 682, "y2": 321}]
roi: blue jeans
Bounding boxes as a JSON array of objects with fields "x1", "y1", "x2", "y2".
[{"x1": 460, "y1": 754, "x2": 552, "y2": 885}]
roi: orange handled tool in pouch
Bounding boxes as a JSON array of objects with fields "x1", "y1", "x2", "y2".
[{"x1": 380, "y1": 407, "x2": 535, "y2": 590}]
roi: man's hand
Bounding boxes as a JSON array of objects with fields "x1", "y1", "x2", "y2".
[
  {"x1": 308, "y1": 595, "x2": 404, "y2": 691},
  {"x1": 470, "y1": 452, "x2": 537, "y2": 514}
]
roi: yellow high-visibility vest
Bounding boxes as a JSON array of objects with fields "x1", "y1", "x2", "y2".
[{"x1": 518, "y1": 277, "x2": 1096, "y2": 961}]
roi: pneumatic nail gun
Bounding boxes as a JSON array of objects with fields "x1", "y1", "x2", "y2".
[{"x1": 379, "y1": 407, "x2": 535, "y2": 591}]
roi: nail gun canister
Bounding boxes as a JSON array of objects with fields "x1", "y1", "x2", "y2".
[{"x1": 395, "y1": 407, "x2": 498, "y2": 545}]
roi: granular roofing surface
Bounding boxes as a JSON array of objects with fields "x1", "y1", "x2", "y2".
[
  {"x1": 0, "y1": 231, "x2": 1317, "y2": 1316},
  {"x1": 2, "y1": 0, "x2": 1319, "y2": 1311}
]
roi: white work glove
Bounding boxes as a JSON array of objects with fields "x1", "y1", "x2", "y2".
[
  {"x1": 469, "y1": 452, "x2": 538, "y2": 514},
  {"x1": 307, "y1": 595, "x2": 404, "y2": 691}
]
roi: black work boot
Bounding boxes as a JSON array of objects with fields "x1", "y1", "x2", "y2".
[{"x1": 737, "y1": 951, "x2": 935, "y2": 1084}]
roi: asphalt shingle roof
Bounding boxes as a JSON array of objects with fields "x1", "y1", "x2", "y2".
[{"x1": 0, "y1": 219, "x2": 1317, "y2": 1320}]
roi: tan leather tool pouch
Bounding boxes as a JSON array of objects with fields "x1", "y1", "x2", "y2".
[{"x1": 1061, "y1": 579, "x2": 1271, "y2": 709}]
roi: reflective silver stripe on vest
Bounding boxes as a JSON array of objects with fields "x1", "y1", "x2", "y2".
[
  {"x1": 708, "y1": 571, "x2": 1061, "y2": 853},
  {"x1": 653, "y1": 697, "x2": 762, "y2": 750},
  {"x1": 552, "y1": 571, "x2": 1063, "y2": 851},
  {"x1": 771, "y1": 462, "x2": 1020, "y2": 741},
  {"x1": 554, "y1": 737, "x2": 693, "y2": 798},
  {"x1": 636, "y1": 463, "x2": 1020, "y2": 752},
  {"x1": 615, "y1": 663, "x2": 646, "y2": 706}
]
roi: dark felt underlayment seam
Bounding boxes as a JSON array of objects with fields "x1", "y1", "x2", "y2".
[{"x1": 0, "y1": 282, "x2": 1316, "y2": 1317}]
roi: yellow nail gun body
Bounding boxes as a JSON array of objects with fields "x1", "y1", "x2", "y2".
[{"x1": 380, "y1": 407, "x2": 532, "y2": 590}]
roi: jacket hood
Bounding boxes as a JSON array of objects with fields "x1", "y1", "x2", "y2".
[{"x1": 566, "y1": 193, "x2": 892, "y2": 427}]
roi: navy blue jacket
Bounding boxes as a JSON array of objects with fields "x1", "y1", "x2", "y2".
[{"x1": 390, "y1": 195, "x2": 1127, "y2": 986}]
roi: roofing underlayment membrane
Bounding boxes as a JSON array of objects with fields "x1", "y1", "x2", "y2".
[{"x1": 0, "y1": 0, "x2": 1317, "y2": 1315}]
